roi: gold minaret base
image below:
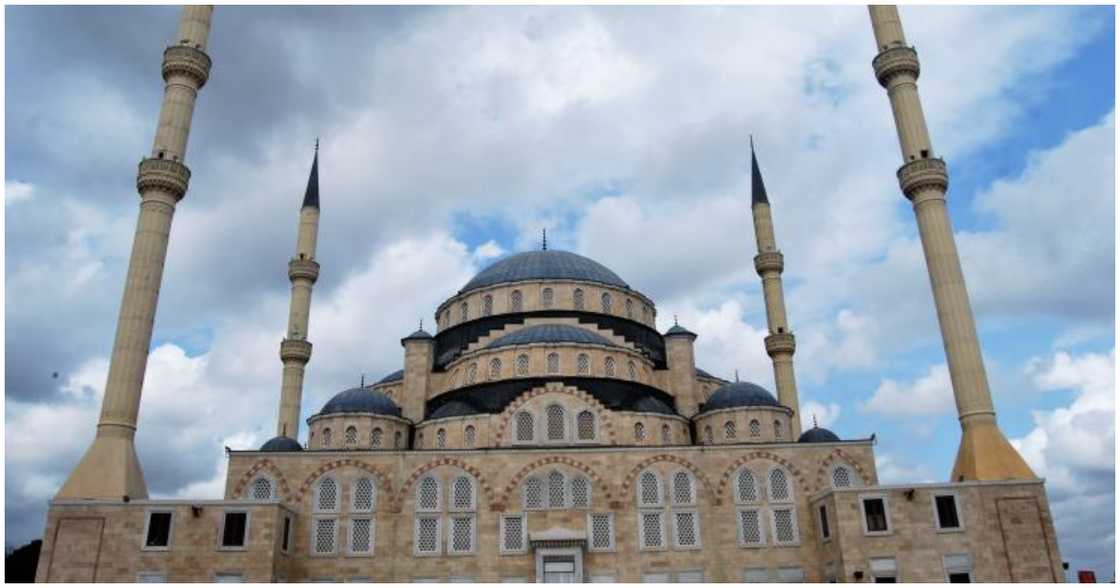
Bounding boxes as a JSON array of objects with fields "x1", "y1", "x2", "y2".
[
  {"x1": 951, "y1": 417, "x2": 1036, "y2": 481},
  {"x1": 55, "y1": 427, "x2": 148, "y2": 499}
]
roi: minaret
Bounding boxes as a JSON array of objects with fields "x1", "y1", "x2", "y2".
[
  {"x1": 56, "y1": 6, "x2": 214, "y2": 500},
  {"x1": 749, "y1": 142, "x2": 802, "y2": 437},
  {"x1": 868, "y1": 5, "x2": 1034, "y2": 481},
  {"x1": 275, "y1": 145, "x2": 321, "y2": 440}
]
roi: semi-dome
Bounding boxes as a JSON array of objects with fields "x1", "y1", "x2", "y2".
[
  {"x1": 376, "y1": 369, "x2": 404, "y2": 385},
  {"x1": 798, "y1": 426, "x2": 841, "y2": 443},
  {"x1": 428, "y1": 400, "x2": 479, "y2": 420},
  {"x1": 259, "y1": 435, "x2": 303, "y2": 452},
  {"x1": 318, "y1": 387, "x2": 402, "y2": 417},
  {"x1": 484, "y1": 324, "x2": 620, "y2": 350},
  {"x1": 703, "y1": 381, "x2": 781, "y2": 411},
  {"x1": 459, "y1": 250, "x2": 629, "y2": 294},
  {"x1": 630, "y1": 395, "x2": 675, "y2": 415}
]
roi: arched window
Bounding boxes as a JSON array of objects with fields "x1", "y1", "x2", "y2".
[
  {"x1": 735, "y1": 468, "x2": 758, "y2": 504},
  {"x1": 371, "y1": 427, "x2": 383, "y2": 448},
  {"x1": 638, "y1": 471, "x2": 661, "y2": 507},
  {"x1": 489, "y1": 358, "x2": 502, "y2": 380},
  {"x1": 577, "y1": 410, "x2": 596, "y2": 441},
  {"x1": 670, "y1": 471, "x2": 701, "y2": 549},
  {"x1": 524, "y1": 477, "x2": 544, "y2": 510},
  {"x1": 444, "y1": 309, "x2": 451, "y2": 328},
  {"x1": 450, "y1": 369, "x2": 460, "y2": 388},
  {"x1": 577, "y1": 353, "x2": 590, "y2": 375},
  {"x1": 548, "y1": 471, "x2": 566, "y2": 508},
  {"x1": 516, "y1": 354, "x2": 529, "y2": 376},
  {"x1": 322, "y1": 427, "x2": 333, "y2": 448},
  {"x1": 573, "y1": 288, "x2": 584, "y2": 310},
  {"x1": 352, "y1": 478, "x2": 375, "y2": 512},
  {"x1": 541, "y1": 287, "x2": 554, "y2": 308},
  {"x1": 436, "y1": 428, "x2": 447, "y2": 449},
  {"x1": 725, "y1": 421, "x2": 736, "y2": 440},
  {"x1": 672, "y1": 471, "x2": 696, "y2": 506},
  {"x1": 604, "y1": 356, "x2": 615, "y2": 377},
  {"x1": 250, "y1": 477, "x2": 273, "y2": 501},
  {"x1": 464, "y1": 425, "x2": 476, "y2": 447},
  {"x1": 416, "y1": 476, "x2": 440, "y2": 511},
  {"x1": 625, "y1": 298, "x2": 634, "y2": 318},
  {"x1": 466, "y1": 363, "x2": 477, "y2": 385},
  {"x1": 831, "y1": 465, "x2": 854, "y2": 488},
  {"x1": 451, "y1": 476, "x2": 475, "y2": 511},
  {"x1": 460, "y1": 302, "x2": 468, "y2": 322},
  {"x1": 634, "y1": 421, "x2": 646, "y2": 441},
  {"x1": 601, "y1": 292, "x2": 612, "y2": 313},
  {"x1": 394, "y1": 431, "x2": 402, "y2": 449},
  {"x1": 316, "y1": 477, "x2": 339, "y2": 512},
  {"x1": 769, "y1": 468, "x2": 791, "y2": 502},
  {"x1": 516, "y1": 411, "x2": 535, "y2": 442},
  {"x1": 749, "y1": 419, "x2": 761, "y2": 437},
  {"x1": 773, "y1": 420, "x2": 782, "y2": 440},
  {"x1": 661, "y1": 424, "x2": 671, "y2": 445},
  {"x1": 642, "y1": 306, "x2": 649, "y2": 322},
  {"x1": 510, "y1": 290, "x2": 523, "y2": 312},
  {"x1": 483, "y1": 295, "x2": 493, "y2": 316},
  {"x1": 547, "y1": 353, "x2": 560, "y2": 374},
  {"x1": 546, "y1": 405, "x2": 566, "y2": 441},
  {"x1": 571, "y1": 476, "x2": 591, "y2": 508},
  {"x1": 704, "y1": 426, "x2": 713, "y2": 444},
  {"x1": 628, "y1": 361, "x2": 637, "y2": 380},
  {"x1": 345, "y1": 426, "x2": 358, "y2": 446}
]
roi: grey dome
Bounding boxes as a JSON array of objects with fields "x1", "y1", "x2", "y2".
[
  {"x1": 428, "y1": 401, "x2": 479, "y2": 420},
  {"x1": 664, "y1": 324, "x2": 696, "y2": 337},
  {"x1": 402, "y1": 329, "x2": 433, "y2": 342},
  {"x1": 484, "y1": 324, "x2": 620, "y2": 350},
  {"x1": 460, "y1": 250, "x2": 628, "y2": 294},
  {"x1": 798, "y1": 426, "x2": 841, "y2": 443},
  {"x1": 696, "y1": 367, "x2": 722, "y2": 380},
  {"x1": 318, "y1": 387, "x2": 402, "y2": 417},
  {"x1": 376, "y1": 369, "x2": 404, "y2": 385},
  {"x1": 630, "y1": 395, "x2": 675, "y2": 415},
  {"x1": 703, "y1": 382, "x2": 780, "y2": 411},
  {"x1": 259, "y1": 436, "x2": 303, "y2": 452}
]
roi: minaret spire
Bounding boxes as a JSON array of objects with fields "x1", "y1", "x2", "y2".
[
  {"x1": 542, "y1": 228, "x2": 547, "y2": 251},
  {"x1": 748, "y1": 140, "x2": 802, "y2": 437},
  {"x1": 275, "y1": 146, "x2": 323, "y2": 440},
  {"x1": 56, "y1": 6, "x2": 214, "y2": 500},
  {"x1": 869, "y1": 6, "x2": 1034, "y2": 481}
]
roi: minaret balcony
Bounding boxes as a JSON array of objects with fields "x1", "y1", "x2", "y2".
[
  {"x1": 162, "y1": 44, "x2": 211, "y2": 87},
  {"x1": 764, "y1": 332, "x2": 796, "y2": 357},
  {"x1": 753, "y1": 251, "x2": 784, "y2": 275},
  {"x1": 897, "y1": 158, "x2": 949, "y2": 201},
  {"x1": 872, "y1": 45, "x2": 920, "y2": 88},
  {"x1": 288, "y1": 258, "x2": 320, "y2": 283},
  {"x1": 136, "y1": 158, "x2": 191, "y2": 200},
  {"x1": 280, "y1": 338, "x2": 313, "y2": 362}
]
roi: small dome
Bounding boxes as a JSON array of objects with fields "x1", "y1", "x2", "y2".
[
  {"x1": 259, "y1": 436, "x2": 303, "y2": 452},
  {"x1": 696, "y1": 367, "x2": 722, "y2": 380},
  {"x1": 318, "y1": 387, "x2": 402, "y2": 418},
  {"x1": 484, "y1": 324, "x2": 620, "y2": 350},
  {"x1": 664, "y1": 324, "x2": 696, "y2": 337},
  {"x1": 798, "y1": 426, "x2": 841, "y2": 443},
  {"x1": 630, "y1": 395, "x2": 676, "y2": 415},
  {"x1": 460, "y1": 250, "x2": 629, "y2": 294},
  {"x1": 376, "y1": 369, "x2": 404, "y2": 385},
  {"x1": 402, "y1": 329, "x2": 433, "y2": 342},
  {"x1": 703, "y1": 382, "x2": 780, "y2": 411},
  {"x1": 428, "y1": 401, "x2": 479, "y2": 420}
]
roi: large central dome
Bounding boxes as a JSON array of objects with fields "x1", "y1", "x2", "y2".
[{"x1": 459, "y1": 250, "x2": 629, "y2": 294}]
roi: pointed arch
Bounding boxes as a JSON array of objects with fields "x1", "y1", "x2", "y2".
[
  {"x1": 493, "y1": 382, "x2": 617, "y2": 445},
  {"x1": 394, "y1": 457, "x2": 496, "y2": 512},
  {"x1": 498, "y1": 455, "x2": 615, "y2": 509},
  {"x1": 814, "y1": 448, "x2": 874, "y2": 490},
  {"x1": 620, "y1": 454, "x2": 717, "y2": 505},
  {"x1": 292, "y1": 458, "x2": 394, "y2": 509},
  {"x1": 716, "y1": 450, "x2": 812, "y2": 501},
  {"x1": 231, "y1": 459, "x2": 293, "y2": 502}
]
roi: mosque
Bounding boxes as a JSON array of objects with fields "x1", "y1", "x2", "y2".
[{"x1": 35, "y1": 5, "x2": 1064, "y2": 583}]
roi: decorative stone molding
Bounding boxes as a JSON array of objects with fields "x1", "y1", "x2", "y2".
[
  {"x1": 498, "y1": 455, "x2": 614, "y2": 509},
  {"x1": 716, "y1": 451, "x2": 811, "y2": 499},
  {"x1": 814, "y1": 449, "x2": 874, "y2": 491},
  {"x1": 162, "y1": 44, "x2": 211, "y2": 87},
  {"x1": 897, "y1": 157, "x2": 949, "y2": 201},
  {"x1": 620, "y1": 454, "x2": 717, "y2": 505},
  {"x1": 493, "y1": 382, "x2": 617, "y2": 445},
  {"x1": 393, "y1": 458, "x2": 495, "y2": 512},
  {"x1": 136, "y1": 158, "x2": 191, "y2": 200},
  {"x1": 279, "y1": 338, "x2": 312, "y2": 363},
  {"x1": 764, "y1": 333, "x2": 796, "y2": 357},
  {"x1": 288, "y1": 258, "x2": 320, "y2": 283},
  {"x1": 292, "y1": 458, "x2": 394, "y2": 509},
  {"x1": 872, "y1": 45, "x2": 919, "y2": 88},
  {"x1": 753, "y1": 251, "x2": 784, "y2": 275},
  {"x1": 231, "y1": 459, "x2": 293, "y2": 502}
]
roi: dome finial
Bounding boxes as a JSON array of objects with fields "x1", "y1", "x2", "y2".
[
  {"x1": 419, "y1": 318, "x2": 423, "y2": 331},
  {"x1": 735, "y1": 369, "x2": 740, "y2": 383},
  {"x1": 674, "y1": 314, "x2": 679, "y2": 326},
  {"x1": 360, "y1": 372, "x2": 365, "y2": 387},
  {"x1": 542, "y1": 228, "x2": 547, "y2": 251},
  {"x1": 813, "y1": 412, "x2": 818, "y2": 429}
]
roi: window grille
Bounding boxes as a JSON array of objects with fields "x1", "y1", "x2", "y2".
[
  {"x1": 571, "y1": 476, "x2": 590, "y2": 508},
  {"x1": 322, "y1": 428, "x2": 332, "y2": 447},
  {"x1": 769, "y1": 469, "x2": 790, "y2": 502},
  {"x1": 749, "y1": 419, "x2": 761, "y2": 437},
  {"x1": 773, "y1": 508, "x2": 797, "y2": 544},
  {"x1": 774, "y1": 420, "x2": 782, "y2": 439},
  {"x1": 674, "y1": 511, "x2": 699, "y2": 548},
  {"x1": 314, "y1": 518, "x2": 337, "y2": 554},
  {"x1": 464, "y1": 425, "x2": 476, "y2": 447},
  {"x1": 604, "y1": 356, "x2": 615, "y2": 376},
  {"x1": 548, "y1": 471, "x2": 566, "y2": 508},
  {"x1": 415, "y1": 517, "x2": 440, "y2": 554},
  {"x1": 449, "y1": 516, "x2": 474, "y2": 554},
  {"x1": 736, "y1": 469, "x2": 758, "y2": 503},
  {"x1": 417, "y1": 477, "x2": 439, "y2": 511},
  {"x1": 661, "y1": 424, "x2": 671, "y2": 444},
  {"x1": 516, "y1": 411, "x2": 534, "y2": 442},
  {"x1": 672, "y1": 472, "x2": 695, "y2": 505},
  {"x1": 317, "y1": 478, "x2": 338, "y2": 512},
  {"x1": 573, "y1": 289, "x2": 584, "y2": 310},
  {"x1": 547, "y1": 353, "x2": 560, "y2": 374},
  {"x1": 501, "y1": 515, "x2": 525, "y2": 553},
  {"x1": 832, "y1": 466, "x2": 852, "y2": 488},
  {"x1": 625, "y1": 298, "x2": 633, "y2": 318},
  {"x1": 353, "y1": 478, "x2": 375, "y2": 512},
  {"x1": 541, "y1": 288, "x2": 553, "y2": 308},
  {"x1": 489, "y1": 358, "x2": 502, "y2": 380},
  {"x1": 516, "y1": 354, "x2": 529, "y2": 376},
  {"x1": 704, "y1": 426, "x2": 713, "y2": 444},
  {"x1": 460, "y1": 302, "x2": 468, "y2": 322},
  {"x1": 739, "y1": 509, "x2": 763, "y2": 545},
  {"x1": 590, "y1": 513, "x2": 613, "y2": 551},
  {"x1": 510, "y1": 290, "x2": 523, "y2": 312},
  {"x1": 634, "y1": 422, "x2": 646, "y2": 441},
  {"x1": 601, "y1": 292, "x2": 612, "y2": 313},
  {"x1": 394, "y1": 431, "x2": 402, "y2": 449},
  {"x1": 466, "y1": 363, "x2": 477, "y2": 385},
  {"x1": 628, "y1": 361, "x2": 637, "y2": 380},
  {"x1": 640, "y1": 512, "x2": 664, "y2": 549},
  {"x1": 436, "y1": 429, "x2": 447, "y2": 449},
  {"x1": 638, "y1": 471, "x2": 660, "y2": 506},
  {"x1": 345, "y1": 426, "x2": 357, "y2": 445},
  {"x1": 371, "y1": 428, "x2": 383, "y2": 448},
  {"x1": 349, "y1": 518, "x2": 373, "y2": 554},
  {"x1": 577, "y1": 353, "x2": 590, "y2": 375},
  {"x1": 576, "y1": 410, "x2": 595, "y2": 440},
  {"x1": 524, "y1": 477, "x2": 543, "y2": 509},
  {"x1": 724, "y1": 421, "x2": 736, "y2": 440},
  {"x1": 452, "y1": 476, "x2": 474, "y2": 511},
  {"x1": 483, "y1": 295, "x2": 493, "y2": 316},
  {"x1": 546, "y1": 405, "x2": 566, "y2": 440},
  {"x1": 250, "y1": 477, "x2": 273, "y2": 501}
]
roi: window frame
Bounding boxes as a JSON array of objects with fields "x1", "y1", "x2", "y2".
[
  {"x1": 734, "y1": 467, "x2": 760, "y2": 505},
  {"x1": 819, "y1": 503, "x2": 831, "y2": 541},
  {"x1": 587, "y1": 512, "x2": 616, "y2": 552},
  {"x1": 447, "y1": 514, "x2": 477, "y2": 556},
  {"x1": 351, "y1": 477, "x2": 376, "y2": 513},
  {"x1": 830, "y1": 463, "x2": 856, "y2": 489},
  {"x1": 637, "y1": 510, "x2": 667, "y2": 551},
  {"x1": 513, "y1": 409, "x2": 536, "y2": 444},
  {"x1": 499, "y1": 513, "x2": 528, "y2": 555},
  {"x1": 141, "y1": 509, "x2": 175, "y2": 551},
  {"x1": 415, "y1": 475, "x2": 442, "y2": 512},
  {"x1": 246, "y1": 475, "x2": 276, "y2": 501},
  {"x1": 932, "y1": 491, "x2": 965, "y2": 532},
  {"x1": 770, "y1": 506, "x2": 801, "y2": 546},
  {"x1": 575, "y1": 409, "x2": 598, "y2": 442},
  {"x1": 449, "y1": 475, "x2": 477, "y2": 512},
  {"x1": 217, "y1": 510, "x2": 250, "y2": 551},
  {"x1": 314, "y1": 475, "x2": 341, "y2": 513},
  {"x1": 346, "y1": 516, "x2": 375, "y2": 557},
  {"x1": 280, "y1": 514, "x2": 293, "y2": 554},
  {"x1": 869, "y1": 556, "x2": 899, "y2": 582},
  {"x1": 736, "y1": 507, "x2": 766, "y2": 548},
  {"x1": 859, "y1": 493, "x2": 893, "y2": 536},
  {"x1": 413, "y1": 515, "x2": 443, "y2": 556},
  {"x1": 310, "y1": 515, "x2": 339, "y2": 557},
  {"x1": 544, "y1": 403, "x2": 568, "y2": 442},
  {"x1": 943, "y1": 553, "x2": 973, "y2": 583},
  {"x1": 671, "y1": 509, "x2": 702, "y2": 550}
]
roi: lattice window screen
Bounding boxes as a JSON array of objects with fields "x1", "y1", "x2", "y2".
[
  {"x1": 570, "y1": 476, "x2": 590, "y2": 508},
  {"x1": 590, "y1": 514, "x2": 613, "y2": 550},
  {"x1": 548, "y1": 471, "x2": 566, "y2": 508},
  {"x1": 634, "y1": 422, "x2": 646, "y2": 441},
  {"x1": 774, "y1": 420, "x2": 783, "y2": 439},
  {"x1": 547, "y1": 353, "x2": 560, "y2": 374},
  {"x1": 628, "y1": 361, "x2": 637, "y2": 380},
  {"x1": 371, "y1": 428, "x2": 383, "y2": 448},
  {"x1": 672, "y1": 472, "x2": 695, "y2": 506},
  {"x1": 737, "y1": 469, "x2": 758, "y2": 504},
  {"x1": 345, "y1": 426, "x2": 357, "y2": 445},
  {"x1": 724, "y1": 421, "x2": 736, "y2": 440},
  {"x1": 661, "y1": 424, "x2": 671, "y2": 444},
  {"x1": 322, "y1": 428, "x2": 333, "y2": 447},
  {"x1": 502, "y1": 515, "x2": 525, "y2": 552},
  {"x1": 251, "y1": 477, "x2": 272, "y2": 500},
  {"x1": 739, "y1": 509, "x2": 763, "y2": 545},
  {"x1": 489, "y1": 358, "x2": 502, "y2": 380},
  {"x1": 516, "y1": 411, "x2": 534, "y2": 442},
  {"x1": 574, "y1": 289, "x2": 584, "y2": 310},
  {"x1": 769, "y1": 469, "x2": 790, "y2": 502},
  {"x1": 577, "y1": 411, "x2": 595, "y2": 440},
  {"x1": 415, "y1": 517, "x2": 439, "y2": 554},
  {"x1": 639, "y1": 472, "x2": 660, "y2": 506},
  {"x1": 353, "y1": 478, "x2": 375, "y2": 512},
  {"x1": 832, "y1": 466, "x2": 852, "y2": 488},
  {"x1": 317, "y1": 478, "x2": 338, "y2": 512},
  {"x1": 773, "y1": 508, "x2": 796, "y2": 544},
  {"x1": 516, "y1": 354, "x2": 529, "y2": 376},
  {"x1": 452, "y1": 476, "x2": 474, "y2": 511},
  {"x1": 542, "y1": 288, "x2": 554, "y2": 308},
  {"x1": 483, "y1": 295, "x2": 493, "y2": 316},
  {"x1": 546, "y1": 405, "x2": 566, "y2": 440},
  {"x1": 641, "y1": 512, "x2": 664, "y2": 549},
  {"x1": 466, "y1": 363, "x2": 477, "y2": 384},
  {"x1": 577, "y1": 354, "x2": 590, "y2": 375},
  {"x1": 524, "y1": 477, "x2": 543, "y2": 509},
  {"x1": 436, "y1": 429, "x2": 447, "y2": 449},
  {"x1": 601, "y1": 292, "x2": 612, "y2": 313},
  {"x1": 604, "y1": 356, "x2": 615, "y2": 377},
  {"x1": 314, "y1": 518, "x2": 337, "y2": 554},
  {"x1": 749, "y1": 420, "x2": 761, "y2": 437},
  {"x1": 417, "y1": 477, "x2": 439, "y2": 511},
  {"x1": 350, "y1": 518, "x2": 373, "y2": 553},
  {"x1": 450, "y1": 517, "x2": 474, "y2": 553},
  {"x1": 625, "y1": 298, "x2": 633, "y2": 318},
  {"x1": 511, "y1": 290, "x2": 523, "y2": 312},
  {"x1": 464, "y1": 426, "x2": 476, "y2": 447},
  {"x1": 675, "y1": 511, "x2": 698, "y2": 547}
]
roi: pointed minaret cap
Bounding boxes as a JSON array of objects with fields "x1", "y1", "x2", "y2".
[
  {"x1": 750, "y1": 136, "x2": 768, "y2": 206},
  {"x1": 302, "y1": 139, "x2": 320, "y2": 209}
]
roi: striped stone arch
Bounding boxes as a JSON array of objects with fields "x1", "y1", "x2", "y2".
[
  {"x1": 498, "y1": 455, "x2": 615, "y2": 509},
  {"x1": 815, "y1": 448, "x2": 874, "y2": 490},
  {"x1": 292, "y1": 458, "x2": 394, "y2": 510},
  {"x1": 492, "y1": 381, "x2": 617, "y2": 444},
  {"x1": 232, "y1": 459, "x2": 293, "y2": 501},
  {"x1": 716, "y1": 451, "x2": 812, "y2": 500},
  {"x1": 620, "y1": 454, "x2": 718, "y2": 505},
  {"x1": 394, "y1": 457, "x2": 496, "y2": 512}
]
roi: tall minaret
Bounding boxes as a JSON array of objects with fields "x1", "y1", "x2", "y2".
[
  {"x1": 275, "y1": 145, "x2": 321, "y2": 440},
  {"x1": 57, "y1": 6, "x2": 214, "y2": 500},
  {"x1": 869, "y1": 6, "x2": 1034, "y2": 481},
  {"x1": 750, "y1": 142, "x2": 802, "y2": 438}
]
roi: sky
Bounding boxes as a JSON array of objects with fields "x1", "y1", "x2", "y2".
[{"x1": 4, "y1": 4, "x2": 1115, "y2": 576}]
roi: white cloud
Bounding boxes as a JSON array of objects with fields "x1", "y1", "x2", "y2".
[
  {"x1": 472, "y1": 239, "x2": 506, "y2": 262},
  {"x1": 862, "y1": 363, "x2": 955, "y2": 417},
  {"x1": 800, "y1": 400, "x2": 840, "y2": 431},
  {"x1": 875, "y1": 452, "x2": 934, "y2": 485},
  {"x1": 6, "y1": 180, "x2": 34, "y2": 205}
]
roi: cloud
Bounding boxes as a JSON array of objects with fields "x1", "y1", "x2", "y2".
[
  {"x1": 6, "y1": 181, "x2": 34, "y2": 205},
  {"x1": 800, "y1": 400, "x2": 840, "y2": 431},
  {"x1": 862, "y1": 363, "x2": 955, "y2": 417},
  {"x1": 875, "y1": 452, "x2": 934, "y2": 485}
]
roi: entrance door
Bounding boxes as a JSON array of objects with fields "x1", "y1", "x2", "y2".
[{"x1": 543, "y1": 556, "x2": 577, "y2": 583}]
